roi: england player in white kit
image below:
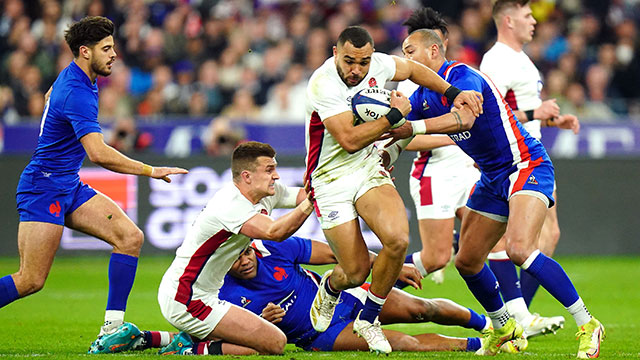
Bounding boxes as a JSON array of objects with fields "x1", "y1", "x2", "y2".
[
  {"x1": 304, "y1": 26, "x2": 483, "y2": 354},
  {"x1": 480, "y1": 0, "x2": 581, "y2": 340},
  {"x1": 157, "y1": 141, "x2": 315, "y2": 355}
]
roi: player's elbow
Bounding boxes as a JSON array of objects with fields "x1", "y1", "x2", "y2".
[{"x1": 85, "y1": 149, "x2": 108, "y2": 166}]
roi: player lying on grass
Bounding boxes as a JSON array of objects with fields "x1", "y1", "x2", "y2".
[{"x1": 98, "y1": 236, "x2": 527, "y2": 355}]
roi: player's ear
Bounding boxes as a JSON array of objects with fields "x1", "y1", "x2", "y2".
[
  {"x1": 79, "y1": 45, "x2": 91, "y2": 60},
  {"x1": 241, "y1": 169, "x2": 251, "y2": 184},
  {"x1": 332, "y1": 45, "x2": 338, "y2": 57}
]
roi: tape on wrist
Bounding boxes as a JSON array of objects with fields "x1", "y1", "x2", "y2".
[
  {"x1": 142, "y1": 164, "x2": 153, "y2": 177},
  {"x1": 524, "y1": 110, "x2": 535, "y2": 121},
  {"x1": 411, "y1": 120, "x2": 427, "y2": 135}
]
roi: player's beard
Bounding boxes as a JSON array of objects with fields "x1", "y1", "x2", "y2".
[
  {"x1": 91, "y1": 57, "x2": 112, "y2": 77},
  {"x1": 336, "y1": 65, "x2": 363, "y2": 87}
]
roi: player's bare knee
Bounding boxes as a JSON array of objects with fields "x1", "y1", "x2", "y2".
[
  {"x1": 411, "y1": 298, "x2": 435, "y2": 321},
  {"x1": 383, "y1": 235, "x2": 409, "y2": 257},
  {"x1": 261, "y1": 331, "x2": 286, "y2": 354},
  {"x1": 16, "y1": 273, "x2": 46, "y2": 296},
  {"x1": 115, "y1": 226, "x2": 144, "y2": 254},
  {"x1": 344, "y1": 270, "x2": 368, "y2": 288}
]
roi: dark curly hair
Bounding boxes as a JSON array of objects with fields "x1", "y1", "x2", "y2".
[
  {"x1": 64, "y1": 16, "x2": 114, "y2": 57},
  {"x1": 403, "y1": 8, "x2": 448, "y2": 38}
]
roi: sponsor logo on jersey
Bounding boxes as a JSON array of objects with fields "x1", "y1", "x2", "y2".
[
  {"x1": 41, "y1": 171, "x2": 52, "y2": 178},
  {"x1": 422, "y1": 99, "x2": 430, "y2": 111},
  {"x1": 450, "y1": 131, "x2": 472, "y2": 142},
  {"x1": 260, "y1": 209, "x2": 268, "y2": 215},
  {"x1": 240, "y1": 296, "x2": 252, "y2": 307},
  {"x1": 369, "y1": 77, "x2": 377, "y2": 87},
  {"x1": 327, "y1": 210, "x2": 339, "y2": 221},
  {"x1": 527, "y1": 175, "x2": 538, "y2": 185}
]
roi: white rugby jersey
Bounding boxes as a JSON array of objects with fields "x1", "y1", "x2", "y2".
[
  {"x1": 159, "y1": 181, "x2": 298, "y2": 314},
  {"x1": 480, "y1": 41, "x2": 543, "y2": 139},
  {"x1": 305, "y1": 53, "x2": 396, "y2": 185},
  {"x1": 397, "y1": 79, "x2": 475, "y2": 172}
]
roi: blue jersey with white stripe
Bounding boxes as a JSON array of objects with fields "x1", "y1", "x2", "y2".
[
  {"x1": 219, "y1": 237, "x2": 320, "y2": 342},
  {"x1": 27, "y1": 61, "x2": 102, "y2": 182},
  {"x1": 407, "y1": 60, "x2": 550, "y2": 180}
]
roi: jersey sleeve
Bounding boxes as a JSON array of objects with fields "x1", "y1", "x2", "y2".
[
  {"x1": 407, "y1": 89, "x2": 426, "y2": 120},
  {"x1": 212, "y1": 196, "x2": 259, "y2": 234},
  {"x1": 63, "y1": 86, "x2": 102, "y2": 139},
  {"x1": 263, "y1": 236, "x2": 312, "y2": 265},
  {"x1": 307, "y1": 74, "x2": 350, "y2": 120},
  {"x1": 273, "y1": 183, "x2": 299, "y2": 209}
]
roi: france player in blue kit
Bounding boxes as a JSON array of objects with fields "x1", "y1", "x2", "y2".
[
  {"x1": 215, "y1": 236, "x2": 491, "y2": 353},
  {"x1": 384, "y1": 29, "x2": 603, "y2": 357},
  {"x1": 0, "y1": 16, "x2": 187, "y2": 353}
]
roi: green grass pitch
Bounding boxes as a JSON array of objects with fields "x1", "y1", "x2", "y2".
[{"x1": 0, "y1": 255, "x2": 638, "y2": 359}]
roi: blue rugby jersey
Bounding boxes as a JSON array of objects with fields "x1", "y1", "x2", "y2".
[
  {"x1": 219, "y1": 237, "x2": 322, "y2": 342},
  {"x1": 407, "y1": 60, "x2": 550, "y2": 180},
  {"x1": 27, "y1": 61, "x2": 102, "y2": 181}
]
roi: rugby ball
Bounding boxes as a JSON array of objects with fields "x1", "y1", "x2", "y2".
[{"x1": 351, "y1": 88, "x2": 406, "y2": 129}]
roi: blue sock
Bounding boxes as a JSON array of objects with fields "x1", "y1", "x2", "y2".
[
  {"x1": 324, "y1": 276, "x2": 340, "y2": 297},
  {"x1": 404, "y1": 254, "x2": 413, "y2": 264},
  {"x1": 489, "y1": 259, "x2": 522, "y2": 302},
  {"x1": 461, "y1": 264, "x2": 504, "y2": 313},
  {"x1": 519, "y1": 269, "x2": 540, "y2": 307},
  {"x1": 466, "y1": 337, "x2": 481, "y2": 352},
  {"x1": 466, "y1": 308, "x2": 487, "y2": 332},
  {"x1": 522, "y1": 252, "x2": 578, "y2": 307},
  {"x1": 0, "y1": 275, "x2": 20, "y2": 308},
  {"x1": 359, "y1": 291, "x2": 385, "y2": 323},
  {"x1": 107, "y1": 253, "x2": 138, "y2": 311}
]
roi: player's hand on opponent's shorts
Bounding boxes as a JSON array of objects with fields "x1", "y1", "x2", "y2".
[
  {"x1": 398, "y1": 264, "x2": 423, "y2": 290},
  {"x1": 453, "y1": 90, "x2": 483, "y2": 117},
  {"x1": 151, "y1": 167, "x2": 189, "y2": 183},
  {"x1": 554, "y1": 113, "x2": 580, "y2": 134},
  {"x1": 261, "y1": 302, "x2": 286, "y2": 324},
  {"x1": 536, "y1": 99, "x2": 560, "y2": 121},
  {"x1": 389, "y1": 90, "x2": 412, "y2": 116}
]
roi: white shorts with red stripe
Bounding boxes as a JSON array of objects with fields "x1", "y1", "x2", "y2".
[
  {"x1": 158, "y1": 288, "x2": 232, "y2": 340},
  {"x1": 409, "y1": 164, "x2": 480, "y2": 220}
]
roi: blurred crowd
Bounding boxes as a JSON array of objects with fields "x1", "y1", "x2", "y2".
[{"x1": 1, "y1": 0, "x2": 640, "y2": 150}]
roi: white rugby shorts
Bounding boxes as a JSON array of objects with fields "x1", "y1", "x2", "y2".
[
  {"x1": 312, "y1": 159, "x2": 394, "y2": 229},
  {"x1": 410, "y1": 165, "x2": 480, "y2": 220},
  {"x1": 158, "y1": 289, "x2": 232, "y2": 340}
]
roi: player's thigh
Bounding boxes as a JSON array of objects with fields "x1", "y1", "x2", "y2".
[
  {"x1": 504, "y1": 193, "x2": 548, "y2": 263},
  {"x1": 456, "y1": 209, "x2": 506, "y2": 273},
  {"x1": 209, "y1": 305, "x2": 285, "y2": 352},
  {"x1": 322, "y1": 220, "x2": 370, "y2": 274},
  {"x1": 16, "y1": 221, "x2": 63, "y2": 278},
  {"x1": 65, "y1": 191, "x2": 142, "y2": 251},
  {"x1": 539, "y1": 190, "x2": 560, "y2": 255},
  {"x1": 355, "y1": 184, "x2": 408, "y2": 246}
]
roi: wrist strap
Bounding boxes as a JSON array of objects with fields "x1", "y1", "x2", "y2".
[
  {"x1": 386, "y1": 108, "x2": 404, "y2": 126},
  {"x1": 142, "y1": 164, "x2": 153, "y2": 177},
  {"x1": 524, "y1": 110, "x2": 535, "y2": 121},
  {"x1": 411, "y1": 120, "x2": 427, "y2": 135},
  {"x1": 444, "y1": 85, "x2": 462, "y2": 103}
]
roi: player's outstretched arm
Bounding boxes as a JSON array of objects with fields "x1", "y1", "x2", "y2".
[
  {"x1": 239, "y1": 199, "x2": 314, "y2": 241},
  {"x1": 80, "y1": 132, "x2": 188, "y2": 182},
  {"x1": 546, "y1": 113, "x2": 580, "y2": 134},
  {"x1": 392, "y1": 56, "x2": 483, "y2": 116}
]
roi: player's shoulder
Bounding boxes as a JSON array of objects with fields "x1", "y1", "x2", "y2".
[{"x1": 481, "y1": 42, "x2": 518, "y2": 68}]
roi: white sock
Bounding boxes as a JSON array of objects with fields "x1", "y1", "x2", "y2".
[
  {"x1": 505, "y1": 297, "x2": 533, "y2": 325},
  {"x1": 566, "y1": 298, "x2": 592, "y2": 327},
  {"x1": 487, "y1": 306, "x2": 510, "y2": 329},
  {"x1": 411, "y1": 252, "x2": 428, "y2": 276},
  {"x1": 100, "y1": 310, "x2": 125, "y2": 335}
]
